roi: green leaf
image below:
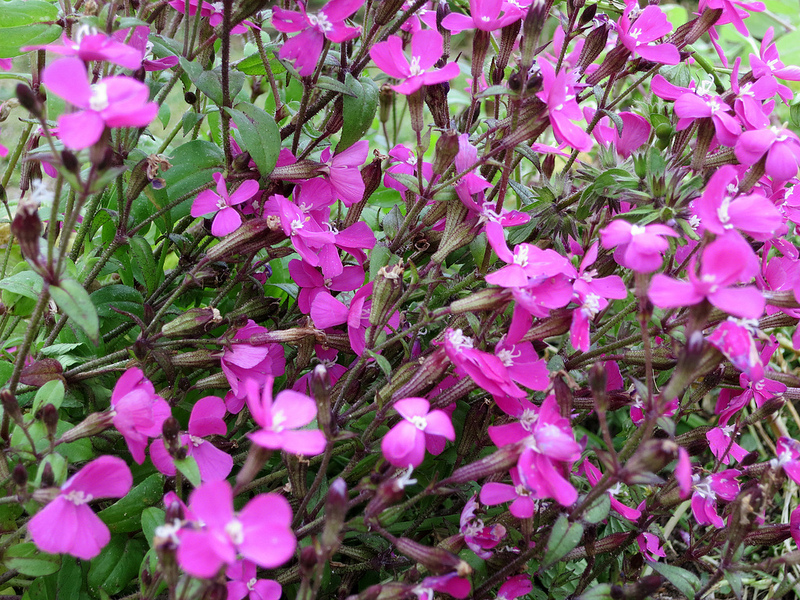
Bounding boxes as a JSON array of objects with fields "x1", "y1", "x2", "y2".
[
  {"x1": 88, "y1": 536, "x2": 147, "y2": 596},
  {"x1": 339, "y1": 74, "x2": 379, "y2": 151},
  {"x1": 180, "y1": 57, "x2": 245, "y2": 105},
  {"x1": 542, "y1": 515, "x2": 584, "y2": 569},
  {"x1": 236, "y1": 50, "x2": 285, "y2": 76},
  {"x1": 174, "y1": 456, "x2": 202, "y2": 488},
  {"x1": 57, "y1": 556, "x2": 91, "y2": 600},
  {"x1": 226, "y1": 102, "x2": 280, "y2": 177},
  {"x1": 0, "y1": 0, "x2": 60, "y2": 58},
  {"x1": 581, "y1": 492, "x2": 611, "y2": 524},
  {"x1": 316, "y1": 75, "x2": 358, "y2": 97},
  {"x1": 31, "y1": 380, "x2": 65, "y2": 414},
  {"x1": 129, "y1": 235, "x2": 159, "y2": 297},
  {"x1": 0, "y1": 270, "x2": 43, "y2": 299},
  {"x1": 97, "y1": 474, "x2": 165, "y2": 533},
  {"x1": 382, "y1": 205, "x2": 403, "y2": 240},
  {"x1": 577, "y1": 584, "x2": 612, "y2": 600},
  {"x1": 50, "y1": 278, "x2": 100, "y2": 345},
  {"x1": 141, "y1": 507, "x2": 166, "y2": 548},
  {"x1": 4, "y1": 542, "x2": 61, "y2": 577},
  {"x1": 647, "y1": 562, "x2": 700, "y2": 598},
  {"x1": 160, "y1": 140, "x2": 224, "y2": 219},
  {"x1": 476, "y1": 84, "x2": 511, "y2": 98},
  {"x1": 365, "y1": 349, "x2": 392, "y2": 381},
  {"x1": 370, "y1": 245, "x2": 391, "y2": 281},
  {"x1": 91, "y1": 285, "x2": 144, "y2": 319}
]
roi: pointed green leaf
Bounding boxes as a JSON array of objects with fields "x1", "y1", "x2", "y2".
[
  {"x1": 226, "y1": 102, "x2": 280, "y2": 177},
  {"x1": 542, "y1": 515, "x2": 584, "y2": 569},
  {"x1": 50, "y1": 278, "x2": 99, "y2": 345},
  {"x1": 647, "y1": 562, "x2": 700, "y2": 598},
  {"x1": 339, "y1": 73, "x2": 379, "y2": 151}
]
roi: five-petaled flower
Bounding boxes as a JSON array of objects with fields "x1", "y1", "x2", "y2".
[
  {"x1": 191, "y1": 173, "x2": 260, "y2": 237},
  {"x1": 381, "y1": 397, "x2": 456, "y2": 468}
]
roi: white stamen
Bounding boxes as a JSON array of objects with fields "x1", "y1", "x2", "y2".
[{"x1": 90, "y1": 83, "x2": 109, "y2": 112}]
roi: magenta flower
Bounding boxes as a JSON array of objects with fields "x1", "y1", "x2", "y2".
[
  {"x1": 692, "y1": 165, "x2": 783, "y2": 240},
  {"x1": 221, "y1": 320, "x2": 286, "y2": 413},
  {"x1": 479, "y1": 467, "x2": 536, "y2": 518},
  {"x1": 673, "y1": 89, "x2": 741, "y2": 148},
  {"x1": 114, "y1": 26, "x2": 180, "y2": 71},
  {"x1": 273, "y1": 0, "x2": 364, "y2": 76},
  {"x1": 150, "y1": 396, "x2": 233, "y2": 483},
  {"x1": 177, "y1": 481, "x2": 296, "y2": 578},
  {"x1": 648, "y1": 234, "x2": 765, "y2": 319},
  {"x1": 496, "y1": 575, "x2": 533, "y2": 600},
  {"x1": 750, "y1": 27, "x2": 800, "y2": 103},
  {"x1": 440, "y1": 0, "x2": 525, "y2": 33},
  {"x1": 583, "y1": 461, "x2": 642, "y2": 521},
  {"x1": 706, "y1": 426, "x2": 748, "y2": 465},
  {"x1": 586, "y1": 109, "x2": 652, "y2": 158},
  {"x1": 288, "y1": 259, "x2": 364, "y2": 314},
  {"x1": 537, "y1": 58, "x2": 593, "y2": 152},
  {"x1": 413, "y1": 574, "x2": 471, "y2": 600},
  {"x1": 385, "y1": 144, "x2": 434, "y2": 192},
  {"x1": 489, "y1": 396, "x2": 581, "y2": 506},
  {"x1": 245, "y1": 377, "x2": 326, "y2": 456},
  {"x1": 690, "y1": 470, "x2": 740, "y2": 528},
  {"x1": 42, "y1": 57, "x2": 158, "y2": 150},
  {"x1": 28, "y1": 456, "x2": 133, "y2": 559},
  {"x1": 168, "y1": 0, "x2": 253, "y2": 33},
  {"x1": 707, "y1": 318, "x2": 763, "y2": 382},
  {"x1": 318, "y1": 141, "x2": 369, "y2": 206},
  {"x1": 600, "y1": 220, "x2": 679, "y2": 273},
  {"x1": 370, "y1": 30, "x2": 460, "y2": 95},
  {"x1": 26, "y1": 28, "x2": 143, "y2": 70},
  {"x1": 637, "y1": 533, "x2": 666, "y2": 561},
  {"x1": 191, "y1": 173, "x2": 260, "y2": 237},
  {"x1": 381, "y1": 397, "x2": 455, "y2": 468},
  {"x1": 459, "y1": 496, "x2": 506, "y2": 559},
  {"x1": 735, "y1": 127, "x2": 800, "y2": 182},
  {"x1": 616, "y1": 0, "x2": 680, "y2": 64},
  {"x1": 226, "y1": 560, "x2": 282, "y2": 600},
  {"x1": 110, "y1": 367, "x2": 171, "y2": 464}
]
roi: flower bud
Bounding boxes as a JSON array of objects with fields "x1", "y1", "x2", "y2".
[
  {"x1": 585, "y1": 46, "x2": 631, "y2": 86},
  {"x1": 520, "y1": 0, "x2": 552, "y2": 68},
  {"x1": 11, "y1": 194, "x2": 43, "y2": 271},
  {"x1": 386, "y1": 348, "x2": 449, "y2": 401},
  {"x1": 225, "y1": 296, "x2": 280, "y2": 321},
  {"x1": 60, "y1": 149, "x2": 79, "y2": 174},
  {"x1": 162, "y1": 417, "x2": 181, "y2": 448},
  {"x1": 424, "y1": 82, "x2": 451, "y2": 129},
  {"x1": 365, "y1": 475, "x2": 408, "y2": 525},
  {"x1": 440, "y1": 442, "x2": 524, "y2": 486},
  {"x1": 161, "y1": 307, "x2": 223, "y2": 337},
  {"x1": 577, "y1": 23, "x2": 610, "y2": 72},
  {"x1": 674, "y1": 8, "x2": 722, "y2": 47},
  {"x1": 16, "y1": 84, "x2": 41, "y2": 117},
  {"x1": 12, "y1": 462, "x2": 28, "y2": 488},
  {"x1": 344, "y1": 157, "x2": 383, "y2": 228},
  {"x1": 374, "y1": 0, "x2": 405, "y2": 25},
  {"x1": 542, "y1": 152, "x2": 556, "y2": 179},
  {"x1": 57, "y1": 411, "x2": 115, "y2": 444},
  {"x1": 369, "y1": 264, "x2": 404, "y2": 334},
  {"x1": 394, "y1": 537, "x2": 472, "y2": 576},
  {"x1": 1, "y1": 390, "x2": 23, "y2": 425},
  {"x1": 169, "y1": 349, "x2": 220, "y2": 368},
  {"x1": 495, "y1": 21, "x2": 521, "y2": 83},
  {"x1": 432, "y1": 131, "x2": 460, "y2": 175},
  {"x1": 744, "y1": 395, "x2": 785, "y2": 426},
  {"x1": 312, "y1": 364, "x2": 335, "y2": 438},
  {"x1": 579, "y1": 3, "x2": 597, "y2": 25},
  {"x1": 184, "y1": 91, "x2": 197, "y2": 104},
  {"x1": 448, "y1": 288, "x2": 513, "y2": 315},
  {"x1": 269, "y1": 160, "x2": 323, "y2": 182},
  {"x1": 204, "y1": 219, "x2": 274, "y2": 261},
  {"x1": 321, "y1": 478, "x2": 347, "y2": 553},
  {"x1": 379, "y1": 84, "x2": 394, "y2": 124},
  {"x1": 42, "y1": 403, "x2": 58, "y2": 440},
  {"x1": 299, "y1": 545, "x2": 318, "y2": 577},
  {"x1": 621, "y1": 439, "x2": 678, "y2": 485},
  {"x1": 234, "y1": 445, "x2": 271, "y2": 493},
  {"x1": 40, "y1": 462, "x2": 55, "y2": 488}
]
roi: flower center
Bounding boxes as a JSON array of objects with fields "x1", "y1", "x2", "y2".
[
  {"x1": 189, "y1": 435, "x2": 204, "y2": 447},
  {"x1": 630, "y1": 224, "x2": 646, "y2": 236},
  {"x1": 308, "y1": 11, "x2": 333, "y2": 33},
  {"x1": 628, "y1": 27, "x2": 642, "y2": 40},
  {"x1": 447, "y1": 329, "x2": 474, "y2": 351},
  {"x1": 582, "y1": 293, "x2": 602, "y2": 318},
  {"x1": 65, "y1": 490, "x2": 94, "y2": 505},
  {"x1": 410, "y1": 415, "x2": 428, "y2": 431},
  {"x1": 520, "y1": 408, "x2": 538, "y2": 432},
  {"x1": 717, "y1": 196, "x2": 733, "y2": 227},
  {"x1": 513, "y1": 245, "x2": 530, "y2": 267},
  {"x1": 409, "y1": 56, "x2": 425, "y2": 77},
  {"x1": 225, "y1": 518, "x2": 245, "y2": 545},
  {"x1": 90, "y1": 83, "x2": 110, "y2": 111},
  {"x1": 272, "y1": 410, "x2": 287, "y2": 433},
  {"x1": 247, "y1": 578, "x2": 257, "y2": 591}
]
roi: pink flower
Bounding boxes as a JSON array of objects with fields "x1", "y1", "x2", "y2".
[
  {"x1": 583, "y1": 461, "x2": 641, "y2": 521},
  {"x1": 385, "y1": 145, "x2": 434, "y2": 192},
  {"x1": 25, "y1": 29, "x2": 143, "y2": 69},
  {"x1": 460, "y1": 496, "x2": 506, "y2": 558},
  {"x1": 226, "y1": 560, "x2": 282, "y2": 600},
  {"x1": 648, "y1": 234, "x2": 765, "y2": 319},
  {"x1": 690, "y1": 470, "x2": 740, "y2": 528},
  {"x1": 637, "y1": 533, "x2": 666, "y2": 561},
  {"x1": 168, "y1": 0, "x2": 253, "y2": 33},
  {"x1": 537, "y1": 58, "x2": 593, "y2": 152},
  {"x1": 586, "y1": 109, "x2": 652, "y2": 158},
  {"x1": 289, "y1": 259, "x2": 364, "y2": 314},
  {"x1": 616, "y1": 0, "x2": 680, "y2": 64},
  {"x1": 114, "y1": 26, "x2": 180, "y2": 71},
  {"x1": 110, "y1": 368, "x2": 171, "y2": 464},
  {"x1": 245, "y1": 377, "x2": 327, "y2": 456},
  {"x1": 692, "y1": 165, "x2": 783, "y2": 240},
  {"x1": 673, "y1": 88, "x2": 741, "y2": 147},
  {"x1": 191, "y1": 173, "x2": 260, "y2": 237},
  {"x1": 600, "y1": 220, "x2": 679, "y2": 273},
  {"x1": 273, "y1": 0, "x2": 364, "y2": 76},
  {"x1": 370, "y1": 30, "x2": 460, "y2": 95},
  {"x1": 413, "y1": 574, "x2": 471, "y2": 600},
  {"x1": 150, "y1": 396, "x2": 233, "y2": 483},
  {"x1": 479, "y1": 467, "x2": 536, "y2": 518},
  {"x1": 42, "y1": 57, "x2": 157, "y2": 150},
  {"x1": 177, "y1": 481, "x2": 296, "y2": 578},
  {"x1": 706, "y1": 426, "x2": 748, "y2": 465},
  {"x1": 29, "y1": 456, "x2": 133, "y2": 559},
  {"x1": 440, "y1": 0, "x2": 525, "y2": 33},
  {"x1": 707, "y1": 318, "x2": 763, "y2": 381},
  {"x1": 735, "y1": 127, "x2": 800, "y2": 182},
  {"x1": 221, "y1": 320, "x2": 286, "y2": 413},
  {"x1": 381, "y1": 397, "x2": 455, "y2": 468},
  {"x1": 496, "y1": 575, "x2": 532, "y2": 600},
  {"x1": 319, "y1": 141, "x2": 369, "y2": 206}
]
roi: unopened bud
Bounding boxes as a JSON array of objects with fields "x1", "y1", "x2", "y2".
[
  {"x1": 579, "y1": 3, "x2": 597, "y2": 25},
  {"x1": 379, "y1": 84, "x2": 394, "y2": 124},
  {"x1": 744, "y1": 395, "x2": 785, "y2": 426},
  {"x1": 205, "y1": 219, "x2": 273, "y2": 261},
  {"x1": 12, "y1": 462, "x2": 28, "y2": 488},
  {"x1": 495, "y1": 21, "x2": 521, "y2": 83},
  {"x1": 585, "y1": 45, "x2": 631, "y2": 86},
  {"x1": 299, "y1": 545, "x2": 318, "y2": 577},
  {"x1": 42, "y1": 404, "x2": 58, "y2": 439},
  {"x1": 60, "y1": 150, "x2": 79, "y2": 174},
  {"x1": 521, "y1": 0, "x2": 551, "y2": 68},
  {"x1": 432, "y1": 130, "x2": 460, "y2": 175},
  {"x1": 169, "y1": 349, "x2": 220, "y2": 369},
  {"x1": 1, "y1": 390, "x2": 23, "y2": 424},
  {"x1": 312, "y1": 365, "x2": 334, "y2": 438},
  {"x1": 269, "y1": 160, "x2": 323, "y2": 182},
  {"x1": 365, "y1": 474, "x2": 408, "y2": 524},
  {"x1": 162, "y1": 307, "x2": 223, "y2": 337},
  {"x1": 440, "y1": 442, "x2": 524, "y2": 486},
  {"x1": 16, "y1": 84, "x2": 41, "y2": 116},
  {"x1": 542, "y1": 152, "x2": 555, "y2": 179},
  {"x1": 424, "y1": 83, "x2": 451, "y2": 130},
  {"x1": 57, "y1": 411, "x2": 115, "y2": 444},
  {"x1": 369, "y1": 264, "x2": 404, "y2": 333},
  {"x1": 388, "y1": 349, "x2": 449, "y2": 401},
  {"x1": 40, "y1": 462, "x2": 54, "y2": 488},
  {"x1": 11, "y1": 195, "x2": 43, "y2": 270},
  {"x1": 621, "y1": 439, "x2": 678, "y2": 485},
  {"x1": 162, "y1": 417, "x2": 181, "y2": 446},
  {"x1": 577, "y1": 23, "x2": 610, "y2": 71},
  {"x1": 394, "y1": 537, "x2": 472, "y2": 576},
  {"x1": 321, "y1": 478, "x2": 347, "y2": 553},
  {"x1": 184, "y1": 91, "x2": 197, "y2": 104}
]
